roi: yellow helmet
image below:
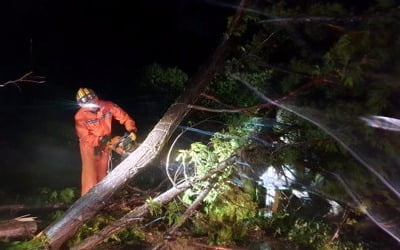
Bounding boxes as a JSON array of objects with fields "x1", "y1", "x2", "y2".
[{"x1": 76, "y1": 87, "x2": 97, "y2": 105}]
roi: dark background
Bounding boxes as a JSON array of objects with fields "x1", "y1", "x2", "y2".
[{"x1": 0, "y1": 0, "x2": 235, "y2": 197}]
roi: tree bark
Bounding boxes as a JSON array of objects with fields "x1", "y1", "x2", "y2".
[
  {"x1": 72, "y1": 156, "x2": 237, "y2": 250},
  {"x1": 0, "y1": 216, "x2": 37, "y2": 240},
  {"x1": 40, "y1": 1, "x2": 249, "y2": 248}
]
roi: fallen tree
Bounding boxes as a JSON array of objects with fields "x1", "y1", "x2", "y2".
[
  {"x1": 71, "y1": 155, "x2": 238, "y2": 250},
  {"x1": 39, "y1": 1, "x2": 249, "y2": 248}
]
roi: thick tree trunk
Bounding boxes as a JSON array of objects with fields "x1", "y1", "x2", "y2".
[
  {"x1": 0, "y1": 216, "x2": 37, "y2": 240},
  {"x1": 40, "y1": 2, "x2": 249, "y2": 248}
]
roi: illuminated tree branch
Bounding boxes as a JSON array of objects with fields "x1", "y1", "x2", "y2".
[
  {"x1": 0, "y1": 71, "x2": 46, "y2": 89},
  {"x1": 188, "y1": 103, "x2": 268, "y2": 114},
  {"x1": 259, "y1": 16, "x2": 363, "y2": 24}
]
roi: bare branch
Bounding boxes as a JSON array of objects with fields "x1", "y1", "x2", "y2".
[
  {"x1": 153, "y1": 183, "x2": 215, "y2": 250},
  {"x1": 200, "y1": 93, "x2": 231, "y2": 106},
  {"x1": 197, "y1": 93, "x2": 262, "y2": 116},
  {"x1": 167, "y1": 182, "x2": 215, "y2": 236},
  {"x1": 0, "y1": 71, "x2": 46, "y2": 89},
  {"x1": 188, "y1": 103, "x2": 268, "y2": 114},
  {"x1": 325, "y1": 207, "x2": 350, "y2": 246},
  {"x1": 259, "y1": 16, "x2": 363, "y2": 24},
  {"x1": 190, "y1": 75, "x2": 325, "y2": 115}
]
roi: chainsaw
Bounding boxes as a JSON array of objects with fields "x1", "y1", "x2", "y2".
[{"x1": 107, "y1": 132, "x2": 138, "y2": 158}]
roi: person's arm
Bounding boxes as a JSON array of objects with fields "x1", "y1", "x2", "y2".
[
  {"x1": 110, "y1": 103, "x2": 137, "y2": 132},
  {"x1": 75, "y1": 114, "x2": 100, "y2": 146}
]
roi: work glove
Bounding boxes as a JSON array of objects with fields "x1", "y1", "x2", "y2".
[
  {"x1": 99, "y1": 135, "x2": 111, "y2": 146},
  {"x1": 128, "y1": 131, "x2": 137, "y2": 141},
  {"x1": 94, "y1": 146, "x2": 102, "y2": 156},
  {"x1": 108, "y1": 136, "x2": 121, "y2": 150}
]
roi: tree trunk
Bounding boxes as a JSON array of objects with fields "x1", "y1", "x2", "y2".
[
  {"x1": 0, "y1": 216, "x2": 37, "y2": 240},
  {"x1": 40, "y1": 2, "x2": 249, "y2": 248}
]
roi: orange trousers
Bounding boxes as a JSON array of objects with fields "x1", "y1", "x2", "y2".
[{"x1": 79, "y1": 143, "x2": 110, "y2": 196}]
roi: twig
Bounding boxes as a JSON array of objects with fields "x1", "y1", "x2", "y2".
[
  {"x1": 325, "y1": 207, "x2": 350, "y2": 246},
  {"x1": 153, "y1": 179, "x2": 218, "y2": 250},
  {"x1": 188, "y1": 103, "x2": 268, "y2": 114},
  {"x1": 0, "y1": 71, "x2": 46, "y2": 89},
  {"x1": 189, "y1": 241, "x2": 245, "y2": 250},
  {"x1": 198, "y1": 93, "x2": 260, "y2": 116},
  {"x1": 168, "y1": 183, "x2": 215, "y2": 236},
  {"x1": 258, "y1": 6, "x2": 400, "y2": 25},
  {"x1": 200, "y1": 93, "x2": 229, "y2": 106},
  {"x1": 191, "y1": 76, "x2": 325, "y2": 115}
]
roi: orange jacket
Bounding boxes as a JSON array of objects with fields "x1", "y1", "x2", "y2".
[{"x1": 75, "y1": 100, "x2": 137, "y2": 147}]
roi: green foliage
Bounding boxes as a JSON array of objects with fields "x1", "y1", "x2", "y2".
[
  {"x1": 210, "y1": 62, "x2": 272, "y2": 108},
  {"x1": 287, "y1": 219, "x2": 331, "y2": 247},
  {"x1": 199, "y1": 1, "x2": 400, "y2": 248},
  {"x1": 68, "y1": 214, "x2": 116, "y2": 246},
  {"x1": 108, "y1": 226, "x2": 145, "y2": 246},
  {"x1": 174, "y1": 119, "x2": 264, "y2": 245},
  {"x1": 69, "y1": 215, "x2": 145, "y2": 247},
  {"x1": 192, "y1": 184, "x2": 258, "y2": 245},
  {"x1": 39, "y1": 187, "x2": 78, "y2": 204},
  {"x1": 143, "y1": 63, "x2": 188, "y2": 92},
  {"x1": 165, "y1": 200, "x2": 184, "y2": 226},
  {"x1": 146, "y1": 197, "x2": 163, "y2": 217},
  {"x1": 35, "y1": 187, "x2": 79, "y2": 222},
  {"x1": 178, "y1": 118, "x2": 257, "y2": 206},
  {"x1": 1, "y1": 238, "x2": 48, "y2": 250},
  {"x1": 263, "y1": 211, "x2": 364, "y2": 250}
]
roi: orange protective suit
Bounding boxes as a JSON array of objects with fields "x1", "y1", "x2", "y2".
[{"x1": 75, "y1": 99, "x2": 137, "y2": 195}]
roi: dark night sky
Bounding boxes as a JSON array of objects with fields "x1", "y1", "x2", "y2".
[
  {"x1": 0, "y1": 0, "x2": 235, "y2": 100},
  {"x1": 0, "y1": 0, "x2": 236, "y2": 195}
]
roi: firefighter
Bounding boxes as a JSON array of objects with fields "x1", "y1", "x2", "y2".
[{"x1": 75, "y1": 87, "x2": 137, "y2": 196}]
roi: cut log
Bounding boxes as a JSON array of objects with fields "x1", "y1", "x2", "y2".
[
  {"x1": 0, "y1": 215, "x2": 37, "y2": 240},
  {"x1": 40, "y1": 2, "x2": 249, "y2": 249}
]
